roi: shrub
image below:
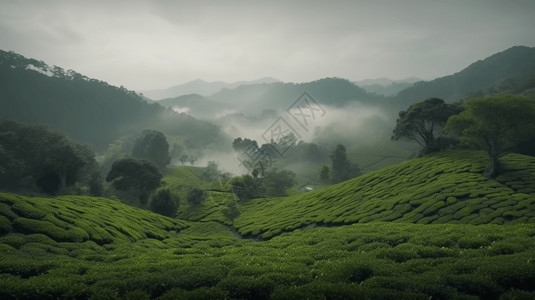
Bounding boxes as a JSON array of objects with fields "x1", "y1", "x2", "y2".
[
  {"x1": 150, "y1": 189, "x2": 178, "y2": 217},
  {"x1": 188, "y1": 188, "x2": 206, "y2": 205},
  {"x1": 0, "y1": 215, "x2": 11, "y2": 233},
  {"x1": 221, "y1": 205, "x2": 240, "y2": 220},
  {"x1": 12, "y1": 217, "x2": 89, "y2": 242},
  {"x1": 11, "y1": 201, "x2": 46, "y2": 219},
  {"x1": 0, "y1": 235, "x2": 26, "y2": 249}
]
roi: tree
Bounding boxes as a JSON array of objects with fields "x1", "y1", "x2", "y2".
[
  {"x1": 262, "y1": 168, "x2": 297, "y2": 197},
  {"x1": 0, "y1": 120, "x2": 99, "y2": 194},
  {"x1": 106, "y1": 158, "x2": 163, "y2": 204},
  {"x1": 187, "y1": 187, "x2": 206, "y2": 205},
  {"x1": 446, "y1": 94, "x2": 535, "y2": 178},
  {"x1": 232, "y1": 137, "x2": 258, "y2": 153},
  {"x1": 231, "y1": 174, "x2": 262, "y2": 200},
  {"x1": 187, "y1": 156, "x2": 197, "y2": 166},
  {"x1": 45, "y1": 142, "x2": 95, "y2": 191},
  {"x1": 132, "y1": 130, "x2": 171, "y2": 169},
  {"x1": 319, "y1": 165, "x2": 331, "y2": 183},
  {"x1": 150, "y1": 188, "x2": 178, "y2": 217},
  {"x1": 330, "y1": 144, "x2": 361, "y2": 184},
  {"x1": 392, "y1": 98, "x2": 462, "y2": 155},
  {"x1": 202, "y1": 161, "x2": 221, "y2": 181},
  {"x1": 179, "y1": 155, "x2": 188, "y2": 165}
]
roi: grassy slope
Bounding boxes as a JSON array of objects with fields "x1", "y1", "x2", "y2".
[
  {"x1": 1, "y1": 193, "x2": 535, "y2": 299},
  {"x1": 161, "y1": 166, "x2": 238, "y2": 225},
  {"x1": 0, "y1": 193, "x2": 188, "y2": 244},
  {"x1": 348, "y1": 141, "x2": 414, "y2": 173},
  {"x1": 1, "y1": 150, "x2": 535, "y2": 298},
  {"x1": 234, "y1": 151, "x2": 535, "y2": 238}
]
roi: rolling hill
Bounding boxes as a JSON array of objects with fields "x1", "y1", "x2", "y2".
[
  {"x1": 234, "y1": 150, "x2": 535, "y2": 239},
  {"x1": 1, "y1": 150, "x2": 535, "y2": 298}
]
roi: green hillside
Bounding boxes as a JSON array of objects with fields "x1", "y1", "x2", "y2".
[
  {"x1": 160, "y1": 166, "x2": 238, "y2": 225},
  {"x1": 1, "y1": 150, "x2": 535, "y2": 298},
  {"x1": 234, "y1": 151, "x2": 535, "y2": 239},
  {"x1": 0, "y1": 50, "x2": 224, "y2": 150},
  {"x1": 1, "y1": 193, "x2": 535, "y2": 299}
]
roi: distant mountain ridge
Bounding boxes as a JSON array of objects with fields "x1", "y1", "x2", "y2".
[
  {"x1": 395, "y1": 45, "x2": 535, "y2": 107},
  {"x1": 154, "y1": 45, "x2": 535, "y2": 119},
  {"x1": 156, "y1": 77, "x2": 386, "y2": 119},
  {"x1": 142, "y1": 77, "x2": 280, "y2": 100},
  {"x1": 355, "y1": 77, "x2": 422, "y2": 97},
  {"x1": 354, "y1": 77, "x2": 422, "y2": 86},
  {"x1": 158, "y1": 94, "x2": 233, "y2": 120},
  {"x1": 0, "y1": 49, "x2": 224, "y2": 150},
  {"x1": 1, "y1": 45, "x2": 533, "y2": 144}
]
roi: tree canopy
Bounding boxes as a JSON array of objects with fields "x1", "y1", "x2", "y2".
[
  {"x1": 132, "y1": 130, "x2": 171, "y2": 169},
  {"x1": 446, "y1": 94, "x2": 535, "y2": 178},
  {"x1": 330, "y1": 144, "x2": 361, "y2": 184},
  {"x1": 106, "y1": 158, "x2": 162, "y2": 204},
  {"x1": 262, "y1": 168, "x2": 297, "y2": 197},
  {"x1": 392, "y1": 98, "x2": 462, "y2": 155},
  {"x1": 0, "y1": 119, "x2": 100, "y2": 194}
]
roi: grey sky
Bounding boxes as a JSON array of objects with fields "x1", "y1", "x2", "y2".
[{"x1": 1, "y1": 0, "x2": 534, "y2": 90}]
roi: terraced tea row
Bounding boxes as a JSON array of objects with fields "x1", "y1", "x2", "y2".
[
  {"x1": 0, "y1": 194, "x2": 187, "y2": 245},
  {"x1": 234, "y1": 151, "x2": 535, "y2": 239},
  {"x1": 1, "y1": 198, "x2": 535, "y2": 299}
]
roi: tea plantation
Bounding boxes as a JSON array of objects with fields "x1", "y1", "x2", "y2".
[
  {"x1": 1, "y1": 150, "x2": 535, "y2": 299},
  {"x1": 234, "y1": 151, "x2": 535, "y2": 239}
]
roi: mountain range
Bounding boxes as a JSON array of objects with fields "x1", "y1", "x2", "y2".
[
  {"x1": 141, "y1": 77, "x2": 280, "y2": 100},
  {"x1": 1, "y1": 45, "x2": 534, "y2": 147},
  {"x1": 153, "y1": 46, "x2": 535, "y2": 120},
  {"x1": 395, "y1": 45, "x2": 535, "y2": 106},
  {"x1": 0, "y1": 50, "x2": 224, "y2": 151},
  {"x1": 354, "y1": 77, "x2": 422, "y2": 97}
]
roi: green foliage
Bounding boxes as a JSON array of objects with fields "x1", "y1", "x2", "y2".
[
  {"x1": 0, "y1": 215, "x2": 11, "y2": 233},
  {"x1": 150, "y1": 188, "x2": 179, "y2": 217},
  {"x1": 392, "y1": 98, "x2": 462, "y2": 155},
  {"x1": 132, "y1": 130, "x2": 171, "y2": 169},
  {"x1": 330, "y1": 144, "x2": 361, "y2": 183},
  {"x1": 201, "y1": 161, "x2": 224, "y2": 182},
  {"x1": 446, "y1": 94, "x2": 535, "y2": 177},
  {"x1": 231, "y1": 175, "x2": 262, "y2": 200},
  {"x1": 233, "y1": 151, "x2": 535, "y2": 238},
  {"x1": 0, "y1": 193, "x2": 186, "y2": 245},
  {"x1": 0, "y1": 119, "x2": 100, "y2": 194},
  {"x1": 106, "y1": 158, "x2": 163, "y2": 204},
  {"x1": 1, "y1": 198, "x2": 535, "y2": 300},
  {"x1": 319, "y1": 164, "x2": 330, "y2": 183},
  {"x1": 1, "y1": 146, "x2": 535, "y2": 298},
  {"x1": 262, "y1": 168, "x2": 297, "y2": 197},
  {"x1": 187, "y1": 188, "x2": 206, "y2": 205}
]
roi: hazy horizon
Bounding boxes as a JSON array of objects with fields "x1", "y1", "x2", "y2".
[{"x1": 1, "y1": 0, "x2": 534, "y2": 91}]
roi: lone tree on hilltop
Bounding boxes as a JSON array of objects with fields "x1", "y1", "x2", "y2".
[
  {"x1": 392, "y1": 98, "x2": 462, "y2": 156},
  {"x1": 446, "y1": 94, "x2": 535, "y2": 178}
]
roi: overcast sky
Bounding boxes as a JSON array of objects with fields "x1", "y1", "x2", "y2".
[{"x1": 1, "y1": 0, "x2": 534, "y2": 91}]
